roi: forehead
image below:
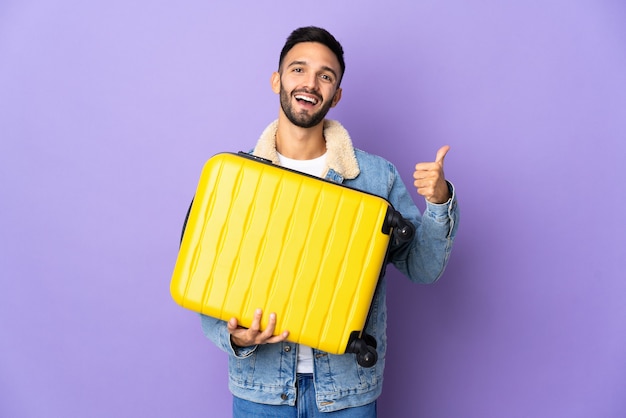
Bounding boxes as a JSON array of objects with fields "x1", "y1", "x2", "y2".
[{"x1": 282, "y1": 42, "x2": 341, "y2": 73}]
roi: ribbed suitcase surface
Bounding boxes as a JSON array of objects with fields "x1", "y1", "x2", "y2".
[{"x1": 171, "y1": 152, "x2": 393, "y2": 355}]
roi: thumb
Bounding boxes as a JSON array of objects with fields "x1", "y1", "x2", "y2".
[
  {"x1": 435, "y1": 145, "x2": 450, "y2": 165},
  {"x1": 227, "y1": 317, "x2": 239, "y2": 331}
]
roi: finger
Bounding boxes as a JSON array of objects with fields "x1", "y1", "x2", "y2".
[
  {"x1": 414, "y1": 161, "x2": 440, "y2": 174},
  {"x1": 249, "y1": 308, "x2": 263, "y2": 332},
  {"x1": 259, "y1": 312, "x2": 278, "y2": 339},
  {"x1": 227, "y1": 317, "x2": 239, "y2": 332},
  {"x1": 413, "y1": 178, "x2": 436, "y2": 190},
  {"x1": 435, "y1": 145, "x2": 450, "y2": 165},
  {"x1": 266, "y1": 330, "x2": 290, "y2": 344},
  {"x1": 413, "y1": 165, "x2": 438, "y2": 180}
]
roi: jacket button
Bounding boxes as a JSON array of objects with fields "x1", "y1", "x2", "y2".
[
  {"x1": 283, "y1": 346, "x2": 291, "y2": 352},
  {"x1": 281, "y1": 393, "x2": 288, "y2": 400}
]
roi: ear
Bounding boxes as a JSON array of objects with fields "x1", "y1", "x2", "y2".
[
  {"x1": 330, "y1": 87, "x2": 342, "y2": 108},
  {"x1": 271, "y1": 72, "x2": 281, "y2": 94}
]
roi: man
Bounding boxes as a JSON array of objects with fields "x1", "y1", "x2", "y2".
[{"x1": 199, "y1": 26, "x2": 459, "y2": 417}]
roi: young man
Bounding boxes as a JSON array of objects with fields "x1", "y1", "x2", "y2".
[{"x1": 199, "y1": 26, "x2": 459, "y2": 417}]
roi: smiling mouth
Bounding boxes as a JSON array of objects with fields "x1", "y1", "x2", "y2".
[{"x1": 294, "y1": 94, "x2": 319, "y2": 105}]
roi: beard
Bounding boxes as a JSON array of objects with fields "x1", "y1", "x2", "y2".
[{"x1": 279, "y1": 86, "x2": 334, "y2": 129}]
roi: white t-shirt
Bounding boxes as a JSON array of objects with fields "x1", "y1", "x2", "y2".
[
  {"x1": 277, "y1": 151, "x2": 327, "y2": 178},
  {"x1": 276, "y1": 151, "x2": 327, "y2": 374}
]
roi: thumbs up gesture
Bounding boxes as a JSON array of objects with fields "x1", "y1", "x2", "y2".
[{"x1": 413, "y1": 145, "x2": 451, "y2": 204}]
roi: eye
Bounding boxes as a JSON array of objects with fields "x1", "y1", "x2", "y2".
[{"x1": 320, "y1": 74, "x2": 333, "y2": 83}]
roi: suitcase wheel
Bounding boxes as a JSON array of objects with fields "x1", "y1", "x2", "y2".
[
  {"x1": 346, "y1": 332, "x2": 378, "y2": 368},
  {"x1": 384, "y1": 208, "x2": 415, "y2": 243}
]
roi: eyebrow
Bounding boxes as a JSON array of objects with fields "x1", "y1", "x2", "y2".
[{"x1": 287, "y1": 60, "x2": 339, "y2": 80}]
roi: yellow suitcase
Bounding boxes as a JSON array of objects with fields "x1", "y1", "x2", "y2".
[{"x1": 171, "y1": 152, "x2": 413, "y2": 366}]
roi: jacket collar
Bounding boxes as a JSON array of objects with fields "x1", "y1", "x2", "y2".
[{"x1": 252, "y1": 119, "x2": 360, "y2": 180}]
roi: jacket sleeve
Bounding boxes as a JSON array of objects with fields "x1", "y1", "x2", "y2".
[
  {"x1": 387, "y1": 165, "x2": 459, "y2": 284},
  {"x1": 200, "y1": 314, "x2": 259, "y2": 358}
]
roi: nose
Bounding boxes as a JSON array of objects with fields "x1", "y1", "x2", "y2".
[{"x1": 303, "y1": 72, "x2": 319, "y2": 90}]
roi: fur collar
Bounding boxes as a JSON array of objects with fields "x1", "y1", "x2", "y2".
[{"x1": 252, "y1": 119, "x2": 360, "y2": 179}]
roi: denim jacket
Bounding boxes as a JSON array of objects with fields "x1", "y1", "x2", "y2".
[{"x1": 200, "y1": 120, "x2": 459, "y2": 412}]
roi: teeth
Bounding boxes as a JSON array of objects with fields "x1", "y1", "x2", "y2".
[{"x1": 295, "y1": 95, "x2": 318, "y2": 104}]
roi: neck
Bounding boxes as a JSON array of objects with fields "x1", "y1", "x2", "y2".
[{"x1": 275, "y1": 114, "x2": 327, "y2": 160}]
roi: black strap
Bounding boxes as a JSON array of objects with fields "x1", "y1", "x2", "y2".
[{"x1": 179, "y1": 198, "x2": 194, "y2": 246}]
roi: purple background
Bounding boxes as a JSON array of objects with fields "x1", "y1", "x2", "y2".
[{"x1": 1, "y1": 1, "x2": 625, "y2": 417}]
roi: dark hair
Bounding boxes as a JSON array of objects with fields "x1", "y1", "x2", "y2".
[{"x1": 278, "y1": 26, "x2": 345, "y2": 84}]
